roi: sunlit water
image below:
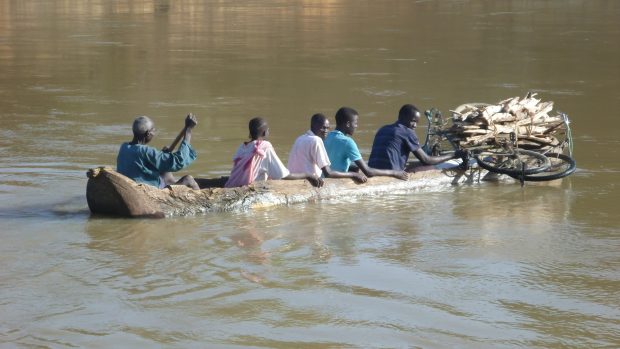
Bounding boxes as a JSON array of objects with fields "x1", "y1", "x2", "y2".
[{"x1": 1, "y1": 1, "x2": 619, "y2": 348}]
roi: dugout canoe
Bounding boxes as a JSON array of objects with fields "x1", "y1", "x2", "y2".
[{"x1": 86, "y1": 163, "x2": 490, "y2": 218}]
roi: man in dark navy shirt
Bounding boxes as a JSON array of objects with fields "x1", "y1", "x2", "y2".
[{"x1": 368, "y1": 104, "x2": 464, "y2": 170}]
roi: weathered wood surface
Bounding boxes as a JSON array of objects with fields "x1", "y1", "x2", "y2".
[
  {"x1": 86, "y1": 165, "x2": 491, "y2": 218},
  {"x1": 449, "y1": 93, "x2": 566, "y2": 147}
]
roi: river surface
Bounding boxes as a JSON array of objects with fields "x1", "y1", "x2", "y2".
[{"x1": 1, "y1": 1, "x2": 619, "y2": 348}]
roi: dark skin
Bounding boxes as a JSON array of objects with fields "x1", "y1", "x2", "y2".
[
  {"x1": 253, "y1": 122, "x2": 324, "y2": 188},
  {"x1": 338, "y1": 114, "x2": 409, "y2": 180},
  {"x1": 132, "y1": 114, "x2": 200, "y2": 190},
  {"x1": 310, "y1": 118, "x2": 367, "y2": 183}
]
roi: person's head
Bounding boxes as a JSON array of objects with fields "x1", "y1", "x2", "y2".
[
  {"x1": 249, "y1": 117, "x2": 269, "y2": 140},
  {"x1": 334, "y1": 107, "x2": 359, "y2": 135},
  {"x1": 132, "y1": 115, "x2": 156, "y2": 144},
  {"x1": 310, "y1": 113, "x2": 331, "y2": 140},
  {"x1": 397, "y1": 104, "x2": 421, "y2": 130}
]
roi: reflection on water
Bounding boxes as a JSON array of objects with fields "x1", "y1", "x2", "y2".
[
  {"x1": 1, "y1": 0, "x2": 620, "y2": 347},
  {"x1": 1, "y1": 188, "x2": 619, "y2": 347}
]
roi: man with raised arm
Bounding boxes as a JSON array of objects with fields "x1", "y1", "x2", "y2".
[
  {"x1": 225, "y1": 117, "x2": 324, "y2": 188},
  {"x1": 368, "y1": 104, "x2": 465, "y2": 171},
  {"x1": 287, "y1": 113, "x2": 367, "y2": 183},
  {"x1": 117, "y1": 114, "x2": 199, "y2": 189},
  {"x1": 324, "y1": 107, "x2": 408, "y2": 180}
]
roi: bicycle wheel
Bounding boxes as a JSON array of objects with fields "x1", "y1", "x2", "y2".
[
  {"x1": 507, "y1": 153, "x2": 576, "y2": 181},
  {"x1": 475, "y1": 148, "x2": 551, "y2": 176}
]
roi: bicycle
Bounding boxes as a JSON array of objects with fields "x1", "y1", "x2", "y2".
[{"x1": 421, "y1": 104, "x2": 575, "y2": 182}]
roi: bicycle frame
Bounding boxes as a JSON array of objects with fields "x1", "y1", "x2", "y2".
[{"x1": 421, "y1": 108, "x2": 460, "y2": 155}]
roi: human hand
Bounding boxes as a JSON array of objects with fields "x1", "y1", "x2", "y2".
[
  {"x1": 308, "y1": 174, "x2": 324, "y2": 188},
  {"x1": 394, "y1": 171, "x2": 409, "y2": 181},
  {"x1": 353, "y1": 172, "x2": 368, "y2": 183},
  {"x1": 454, "y1": 149, "x2": 469, "y2": 159},
  {"x1": 185, "y1": 113, "x2": 198, "y2": 129}
]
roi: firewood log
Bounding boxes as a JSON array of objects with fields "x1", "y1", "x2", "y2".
[{"x1": 443, "y1": 95, "x2": 565, "y2": 149}]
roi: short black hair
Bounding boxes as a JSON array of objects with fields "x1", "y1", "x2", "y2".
[
  {"x1": 335, "y1": 107, "x2": 358, "y2": 126},
  {"x1": 249, "y1": 117, "x2": 267, "y2": 139},
  {"x1": 310, "y1": 113, "x2": 327, "y2": 128},
  {"x1": 398, "y1": 104, "x2": 420, "y2": 122}
]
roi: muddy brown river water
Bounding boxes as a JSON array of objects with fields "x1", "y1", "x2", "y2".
[{"x1": 1, "y1": 1, "x2": 619, "y2": 348}]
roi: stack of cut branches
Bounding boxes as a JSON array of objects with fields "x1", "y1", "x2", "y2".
[{"x1": 447, "y1": 93, "x2": 566, "y2": 148}]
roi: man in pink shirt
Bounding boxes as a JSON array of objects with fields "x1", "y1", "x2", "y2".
[{"x1": 287, "y1": 113, "x2": 367, "y2": 183}]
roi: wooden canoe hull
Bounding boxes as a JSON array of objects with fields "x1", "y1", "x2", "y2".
[{"x1": 86, "y1": 165, "x2": 491, "y2": 218}]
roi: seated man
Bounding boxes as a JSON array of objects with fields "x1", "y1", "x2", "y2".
[
  {"x1": 368, "y1": 104, "x2": 465, "y2": 171},
  {"x1": 324, "y1": 107, "x2": 408, "y2": 180},
  {"x1": 117, "y1": 114, "x2": 199, "y2": 189},
  {"x1": 225, "y1": 117, "x2": 323, "y2": 188},
  {"x1": 287, "y1": 113, "x2": 367, "y2": 183}
]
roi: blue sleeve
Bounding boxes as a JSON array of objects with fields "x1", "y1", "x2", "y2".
[
  {"x1": 144, "y1": 140, "x2": 197, "y2": 173},
  {"x1": 406, "y1": 130, "x2": 420, "y2": 152},
  {"x1": 346, "y1": 137, "x2": 363, "y2": 162}
]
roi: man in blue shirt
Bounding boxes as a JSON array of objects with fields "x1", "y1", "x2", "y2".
[
  {"x1": 117, "y1": 114, "x2": 199, "y2": 189},
  {"x1": 369, "y1": 104, "x2": 463, "y2": 170},
  {"x1": 324, "y1": 107, "x2": 408, "y2": 180}
]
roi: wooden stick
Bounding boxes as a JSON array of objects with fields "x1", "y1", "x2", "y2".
[{"x1": 168, "y1": 126, "x2": 188, "y2": 152}]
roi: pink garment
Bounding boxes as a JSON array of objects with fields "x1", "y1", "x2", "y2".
[{"x1": 225, "y1": 140, "x2": 280, "y2": 188}]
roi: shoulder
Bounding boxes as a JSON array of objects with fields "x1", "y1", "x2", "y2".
[
  {"x1": 118, "y1": 142, "x2": 130, "y2": 151},
  {"x1": 296, "y1": 133, "x2": 320, "y2": 146},
  {"x1": 378, "y1": 123, "x2": 394, "y2": 131},
  {"x1": 142, "y1": 145, "x2": 162, "y2": 158},
  {"x1": 326, "y1": 130, "x2": 346, "y2": 141},
  {"x1": 233, "y1": 142, "x2": 249, "y2": 154},
  {"x1": 260, "y1": 141, "x2": 276, "y2": 155},
  {"x1": 306, "y1": 134, "x2": 321, "y2": 145},
  {"x1": 343, "y1": 134, "x2": 357, "y2": 146},
  {"x1": 400, "y1": 125, "x2": 418, "y2": 138},
  {"x1": 377, "y1": 123, "x2": 398, "y2": 135},
  {"x1": 292, "y1": 134, "x2": 309, "y2": 147},
  {"x1": 129, "y1": 143, "x2": 156, "y2": 154}
]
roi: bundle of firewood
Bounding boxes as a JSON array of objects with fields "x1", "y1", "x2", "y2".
[{"x1": 446, "y1": 93, "x2": 566, "y2": 148}]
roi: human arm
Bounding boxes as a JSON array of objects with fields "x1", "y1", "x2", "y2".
[
  {"x1": 412, "y1": 148, "x2": 465, "y2": 165},
  {"x1": 283, "y1": 173, "x2": 324, "y2": 187},
  {"x1": 157, "y1": 114, "x2": 198, "y2": 170},
  {"x1": 182, "y1": 113, "x2": 197, "y2": 144},
  {"x1": 145, "y1": 141, "x2": 197, "y2": 173},
  {"x1": 163, "y1": 113, "x2": 198, "y2": 153},
  {"x1": 354, "y1": 158, "x2": 408, "y2": 180},
  {"x1": 322, "y1": 165, "x2": 367, "y2": 183},
  {"x1": 266, "y1": 146, "x2": 323, "y2": 187},
  {"x1": 328, "y1": 135, "x2": 406, "y2": 180},
  {"x1": 311, "y1": 137, "x2": 366, "y2": 183}
]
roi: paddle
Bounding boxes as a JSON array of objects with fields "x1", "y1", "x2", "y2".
[
  {"x1": 165, "y1": 113, "x2": 195, "y2": 152},
  {"x1": 166, "y1": 126, "x2": 188, "y2": 153}
]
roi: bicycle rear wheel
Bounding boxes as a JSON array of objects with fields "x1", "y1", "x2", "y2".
[
  {"x1": 507, "y1": 153, "x2": 576, "y2": 181},
  {"x1": 475, "y1": 148, "x2": 551, "y2": 176}
]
